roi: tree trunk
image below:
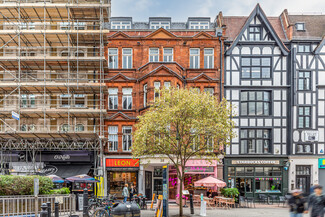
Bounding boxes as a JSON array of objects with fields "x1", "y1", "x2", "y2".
[{"x1": 179, "y1": 175, "x2": 183, "y2": 217}]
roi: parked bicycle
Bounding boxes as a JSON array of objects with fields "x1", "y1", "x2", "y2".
[{"x1": 87, "y1": 194, "x2": 118, "y2": 217}]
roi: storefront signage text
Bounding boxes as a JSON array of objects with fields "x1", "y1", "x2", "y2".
[
  {"x1": 37, "y1": 165, "x2": 58, "y2": 176},
  {"x1": 54, "y1": 155, "x2": 70, "y2": 161},
  {"x1": 232, "y1": 160, "x2": 280, "y2": 165},
  {"x1": 318, "y1": 158, "x2": 325, "y2": 169},
  {"x1": 184, "y1": 166, "x2": 214, "y2": 173},
  {"x1": 106, "y1": 158, "x2": 139, "y2": 167}
]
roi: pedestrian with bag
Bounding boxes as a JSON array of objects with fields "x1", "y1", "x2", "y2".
[
  {"x1": 130, "y1": 184, "x2": 137, "y2": 201},
  {"x1": 288, "y1": 189, "x2": 306, "y2": 217},
  {"x1": 307, "y1": 185, "x2": 325, "y2": 217},
  {"x1": 122, "y1": 183, "x2": 129, "y2": 203}
]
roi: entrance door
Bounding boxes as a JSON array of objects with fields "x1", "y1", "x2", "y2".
[
  {"x1": 296, "y1": 165, "x2": 311, "y2": 194},
  {"x1": 145, "y1": 171, "x2": 152, "y2": 200},
  {"x1": 153, "y1": 179, "x2": 163, "y2": 196}
]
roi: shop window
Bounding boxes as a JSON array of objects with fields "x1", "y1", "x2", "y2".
[
  {"x1": 163, "y1": 48, "x2": 173, "y2": 62},
  {"x1": 255, "y1": 179, "x2": 281, "y2": 193},
  {"x1": 108, "y1": 171, "x2": 137, "y2": 198},
  {"x1": 108, "y1": 88, "x2": 118, "y2": 110},
  {"x1": 297, "y1": 144, "x2": 312, "y2": 154},
  {"x1": 190, "y1": 48, "x2": 200, "y2": 69},
  {"x1": 74, "y1": 94, "x2": 85, "y2": 108},
  {"x1": 149, "y1": 48, "x2": 159, "y2": 62},
  {"x1": 240, "y1": 91, "x2": 271, "y2": 116},
  {"x1": 228, "y1": 167, "x2": 235, "y2": 176},
  {"x1": 241, "y1": 57, "x2": 271, "y2": 79},
  {"x1": 122, "y1": 88, "x2": 132, "y2": 110},
  {"x1": 255, "y1": 167, "x2": 264, "y2": 176},
  {"x1": 108, "y1": 126, "x2": 118, "y2": 151},
  {"x1": 240, "y1": 129, "x2": 271, "y2": 154},
  {"x1": 204, "y1": 48, "x2": 214, "y2": 69},
  {"x1": 236, "y1": 167, "x2": 245, "y2": 176},
  {"x1": 108, "y1": 48, "x2": 118, "y2": 69},
  {"x1": 298, "y1": 106, "x2": 311, "y2": 128},
  {"x1": 264, "y1": 167, "x2": 272, "y2": 176},
  {"x1": 245, "y1": 167, "x2": 254, "y2": 176},
  {"x1": 122, "y1": 126, "x2": 132, "y2": 151}
]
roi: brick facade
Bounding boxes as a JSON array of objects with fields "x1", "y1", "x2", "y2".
[{"x1": 104, "y1": 28, "x2": 224, "y2": 155}]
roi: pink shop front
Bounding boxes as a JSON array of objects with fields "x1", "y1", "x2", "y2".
[{"x1": 168, "y1": 160, "x2": 218, "y2": 199}]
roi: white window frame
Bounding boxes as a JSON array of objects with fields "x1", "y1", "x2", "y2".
[
  {"x1": 154, "y1": 82, "x2": 161, "y2": 101},
  {"x1": 149, "y1": 48, "x2": 159, "y2": 62},
  {"x1": 75, "y1": 124, "x2": 84, "y2": 132},
  {"x1": 143, "y1": 84, "x2": 148, "y2": 107},
  {"x1": 60, "y1": 22, "x2": 70, "y2": 30},
  {"x1": 190, "y1": 48, "x2": 200, "y2": 69},
  {"x1": 164, "y1": 81, "x2": 171, "y2": 90},
  {"x1": 108, "y1": 88, "x2": 118, "y2": 110},
  {"x1": 60, "y1": 94, "x2": 71, "y2": 108},
  {"x1": 74, "y1": 94, "x2": 85, "y2": 108},
  {"x1": 150, "y1": 21, "x2": 170, "y2": 29},
  {"x1": 122, "y1": 48, "x2": 132, "y2": 69},
  {"x1": 296, "y1": 23, "x2": 305, "y2": 31},
  {"x1": 204, "y1": 87, "x2": 214, "y2": 96},
  {"x1": 108, "y1": 126, "x2": 118, "y2": 151},
  {"x1": 189, "y1": 21, "x2": 209, "y2": 29},
  {"x1": 204, "y1": 48, "x2": 214, "y2": 69},
  {"x1": 122, "y1": 126, "x2": 132, "y2": 151},
  {"x1": 108, "y1": 48, "x2": 118, "y2": 69},
  {"x1": 122, "y1": 88, "x2": 132, "y2": 110},
  {"x1": 163, "y1": 48, "x2": 173, "y2": 62},
  {"x1": 111, "y1": 21, "x2": 131, "y2": 29}
]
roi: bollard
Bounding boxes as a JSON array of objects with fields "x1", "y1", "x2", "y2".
[
  {"x1": 47, "y1": 202, "x2": 51, "y2": 217},
  {"x1": 189, "y1": 194, "x2": 194, "y2": 214},
  {"x1": 54, "y1": 202, "x2": 59, "y2": 217},
  {"x1": 40, "y1": 203, "x2": 48, "y2": 217},
  {"x1": 83, "y1": 188, "x2": 88, "y2": 217}
]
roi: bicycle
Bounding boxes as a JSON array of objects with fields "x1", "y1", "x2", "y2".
[{"x1": 87, "y1": 194, "x2": 118, "y2": 217}]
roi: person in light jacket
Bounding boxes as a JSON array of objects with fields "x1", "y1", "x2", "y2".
[{"x1": 122, "y1": 184, "x2": 129, "y2": 203}]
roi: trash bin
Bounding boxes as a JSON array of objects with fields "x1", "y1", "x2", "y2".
[
  {"x1": 131, "y1": 202, "x2": 141, "y2": 217},
  {"x1": 111, "y1": 203, "x2": 127, "y2": 217},
  {"x1": 124, "y1": 202, "x2": 132, "y2": 217}
]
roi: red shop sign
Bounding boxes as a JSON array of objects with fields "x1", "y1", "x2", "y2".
[{"x1": 106, "y1": 158, "x2": 139, "y2": 167}]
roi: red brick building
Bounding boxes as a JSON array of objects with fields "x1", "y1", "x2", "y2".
[{"x1": 104, "y1": 17, "x2": 224, "y2": 198}]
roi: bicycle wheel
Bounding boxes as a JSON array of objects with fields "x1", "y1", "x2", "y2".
[
  {"x1": 93, "y1": 208, "x2": 109, "y2": 217},
  {"x1": 87, "y1": 204, "x2": 97, "y2": 217}
]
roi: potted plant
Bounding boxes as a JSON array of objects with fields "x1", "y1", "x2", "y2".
[{"x1": 221, "y1": 188, "x2": 239, "y2": 202}]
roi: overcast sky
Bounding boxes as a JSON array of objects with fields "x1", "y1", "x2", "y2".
[{"x1": 112, "y1": 0, "x2": 325, "y2": 21}]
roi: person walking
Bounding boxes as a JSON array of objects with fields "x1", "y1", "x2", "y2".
[
  {"x1": 307, "y1": 185, "x2": 325, "y2": 217},
  {"x1": 130, "y1": 184, "x2": 137, "y2": 201},
  {"x1": 122, "y1": 183, "x2": 129, "y2": 203},
  {"x1": 288, "y1": 189, "x2": 306, "y2": 217}
]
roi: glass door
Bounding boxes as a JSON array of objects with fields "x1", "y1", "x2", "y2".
[{"x1": 296, "y1": 165, "x2": 311, "y2": 194}]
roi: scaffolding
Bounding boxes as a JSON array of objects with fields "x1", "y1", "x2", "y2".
[{"x1": 0, "y1": 0, "x2": 110, "y2": 176}]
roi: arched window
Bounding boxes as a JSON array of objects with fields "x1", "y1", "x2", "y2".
[
  {"x1": 21, "y1": 124, "x2": 27, "y2": 131},
  {"x1": 61, "y1": 124, "x2": 69, "y2": 132},
  {"x1": 75, "y1": 124, "x2": 84, "y2": 132}
]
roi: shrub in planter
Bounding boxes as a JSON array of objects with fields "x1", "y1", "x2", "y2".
[
  {"x1": 0, "y1": 175, "x2": 53, "y2": 196},
  {"x1": 221, "y1": 188, "x2": 239, "y2": 201},
  {"x1": 50, "y1": 187, "x2": 70, "y2": 195}
]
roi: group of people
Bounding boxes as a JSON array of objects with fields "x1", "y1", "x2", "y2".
[
  {"x1": 122, "y1": 183, "x2": 137, "y2": 203},
  {"x1": 289, "y1": 185, "x2": 325, "y2": 217}
]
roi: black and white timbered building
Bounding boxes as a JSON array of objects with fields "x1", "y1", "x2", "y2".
[
  {"x1": 281, "y1": 12, "x2": 325, "y2": 194},
  {"x1": 217, "y1": 4, "x2": 290, "y2": 198}
]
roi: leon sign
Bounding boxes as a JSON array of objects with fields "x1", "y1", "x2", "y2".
[{"x1": 106, "y1": 158, "x2": 139, "y2": 167}]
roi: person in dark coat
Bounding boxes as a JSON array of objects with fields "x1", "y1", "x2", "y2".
[
  {"x1": 288, "y1": 189, "x2": 306, "y2": 217},
  {"x1": 130, "y1": 184, "x2": 137, "y2": 201},
  {"x1": 307, "y1": 185, "x2": 325, "y2": 217}
]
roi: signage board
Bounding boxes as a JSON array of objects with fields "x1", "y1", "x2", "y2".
[
  {"x1": 36, "y1": 153, "x2": 91, "y2": 162},
  {"x1": 106, "y1": 158, "x2": 139, "y2": 167},
  {"x1": 12, "y1": 111, "x2": 19, "y2": 120},
  {"x1": 304, "y1": 131, "x2": 319, "y2": 142},
  {"x1": 36, "y1": 165, "x2": 58, "y2": 176},
  {"x1": 162, "y1": 165, "x2": 169, "y2": 217},
  {"x1": 231, "y1": 160, "x2": 280, "y2": 165},
  {"x1": 34, "y1": 178, "x2": 39, "y2": 196},
  {"x1": 319, "y1": 158, "x2": 325, "y2": 169}
]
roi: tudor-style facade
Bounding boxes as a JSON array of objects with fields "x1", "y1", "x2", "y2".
[
  {"x1": 217, "y1": 4, "x2": 290, "y2": 197},
  {"x1": 280, "y1": 11, "x2": 325, "y2": 193},
  {"x1": 105, "y1": 19, "x2": 224, "y2": 199}
]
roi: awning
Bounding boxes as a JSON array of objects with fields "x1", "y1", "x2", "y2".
[{"x1": 53, "y1": 164, "x2": 92, "y2": 178}]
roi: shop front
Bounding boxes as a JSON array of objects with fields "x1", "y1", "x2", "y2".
[
  {"x1": 105, "y1": 157, "x2": 139, "y2": 198},
  {"x1": 169, "y1": 160, "x2": 219, "y2": 200},
  {"x1": 224, "y1": 157, "x2": 289, "y2": 198}
]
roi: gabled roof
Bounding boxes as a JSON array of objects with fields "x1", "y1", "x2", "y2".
[
  {"x1": 193, "y1": 31, "x2": 215, "y2": 39},
  {"x1": 108, "y1": 31, "x2": 131, "y2": 39},
  {"x1": 145, "y1": 28, "x2": 178, "y2": 39},
  {"x1": 186, "y1": 73, "x2": 219, "y2": 82},
  {"x1": 106, "y1": 73, "x2": 136, "y2": 82},
  {"x1": 107, "y1": 112, "x2": 137, "y2": 121},
  {"x1": 138, "y1": 65, "x2": 184, "y2": 82},
  {"x1": 224, "y1": 4, "x2": 289, "y2": 55}
]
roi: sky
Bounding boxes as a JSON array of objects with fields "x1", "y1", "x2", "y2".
[{"x1": 111, "y1": 0, "x2": 325, "y2": 21}]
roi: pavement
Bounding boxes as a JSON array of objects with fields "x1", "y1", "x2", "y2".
[{"x1": 140, "y1": 204, "x2": 306, "y2": 217}]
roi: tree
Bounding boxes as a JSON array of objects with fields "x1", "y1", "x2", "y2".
[{"x1": 132, "y1": 88, "x2": 235, "y2": 216}]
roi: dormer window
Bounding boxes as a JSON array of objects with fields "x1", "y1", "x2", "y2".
[
  {"x1": 248, "y1": 25, "x2": 261, "y2": 41},
  {"x1": 150, "y1": 21, "x2": 170, "y2": 29},
  {"x1": 111, "y1": 21, "x2": 131, "y2": 29},
  {"x1": 189, "y1": 21, "x2": 209, "y2": 29},
  {"x1": 296, "y1": 23, "x2": 305, "y2": 31}
]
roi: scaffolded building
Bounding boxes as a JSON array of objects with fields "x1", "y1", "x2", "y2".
[{"x1": 0, "y1": 0, "x2": 110, "y2": 178}]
